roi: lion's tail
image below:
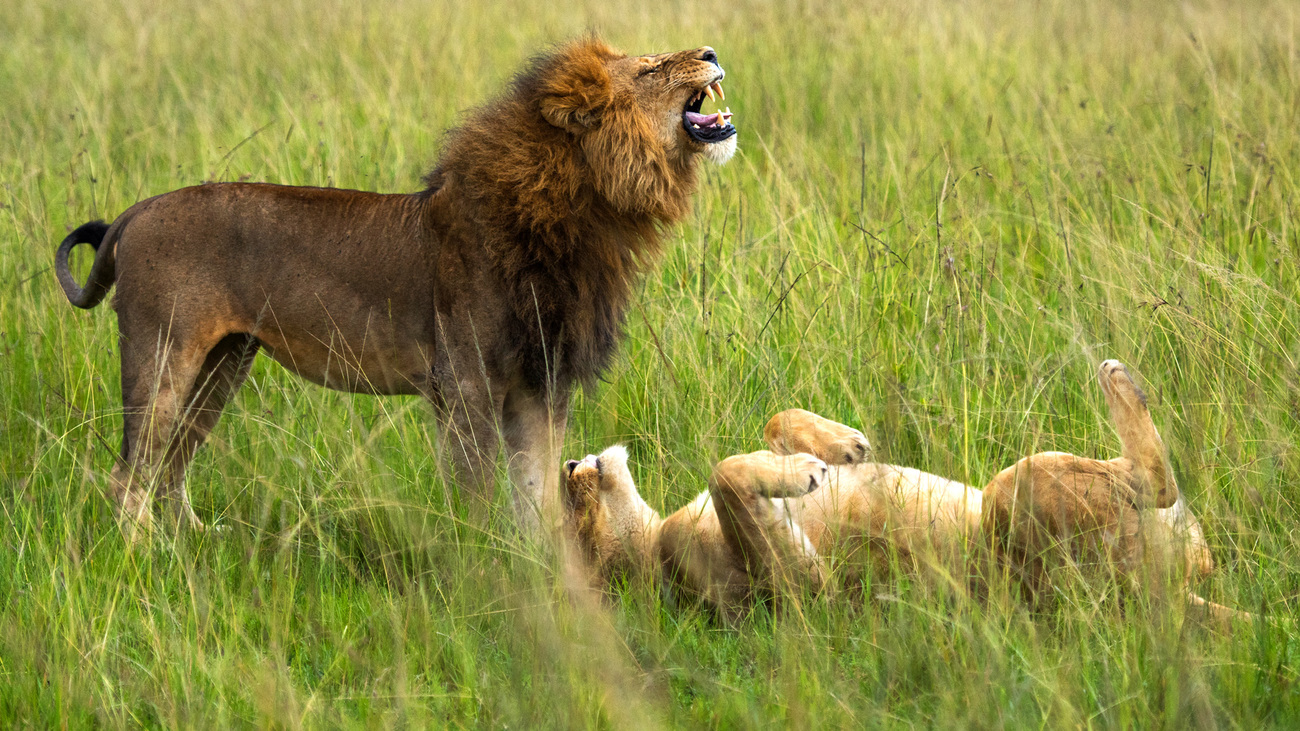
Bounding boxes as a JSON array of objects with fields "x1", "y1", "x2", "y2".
[{"x1": 55, "y1": 219, "x2": 118, "y2": 309}]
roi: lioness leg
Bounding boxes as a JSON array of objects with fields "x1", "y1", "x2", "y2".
[
  {"x1": 1187, "y1": 591, "x2": 1254, "y2": 626},
  {"x1": 503, "y1": 388, "x2": 567, "y2": 534},
  {"x1": 161, "y1": 333, "x2": 260, "y2": 529},
  {"x1": 763, "y1": 409, "x2": 870, "y2": 466},
  {"x1": 111, "y1": 326, "x2": 214, "y2": 538},
  {"x1": 1098, "y1": 360, "x2": 1177, "y2": 509},
  {"x1": 710, "y1": 451, "x2": 830, "y2": 596}
]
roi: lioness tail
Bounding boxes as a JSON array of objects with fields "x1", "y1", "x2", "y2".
[{"x1": 55, "y1": 220, "x2": 115, "y2": 309}]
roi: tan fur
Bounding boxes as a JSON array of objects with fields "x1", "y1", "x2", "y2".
[
  {"x1": 54, "y1": 40, "x2": 739, "y2": 536},
  {"x1": 563, "y1": 413, "x2": 984, "y2": 619},
  {"x1": 982, "y1": 360, "x2": 1246, "y2": 622},
  {"x1": 563, "y1": 446, "x2": 832, "y2": 619},
  {"x1": 564, "y1": 367, "x2": 1247, "y2": 623}
]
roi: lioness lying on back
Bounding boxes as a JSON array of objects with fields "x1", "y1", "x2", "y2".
[{"x1": 563, "y1": 361, "x2": 1243, "y2": 621}]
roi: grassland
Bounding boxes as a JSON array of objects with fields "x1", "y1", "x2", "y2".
[{"x1": 3, "y1": 0, "x2": 1300, "y2": 726}]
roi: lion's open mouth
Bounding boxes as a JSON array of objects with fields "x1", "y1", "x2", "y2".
[{"x1": 683, "y1": 80, "x2": 736, "y2": 144}]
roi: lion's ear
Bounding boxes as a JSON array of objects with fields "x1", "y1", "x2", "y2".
[{"x1": 538, "y1": 46, "x2": 614, "y2": 133}]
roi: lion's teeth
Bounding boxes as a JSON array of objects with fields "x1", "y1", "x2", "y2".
[
  {"x1": 714, "y1": 82, "x2": 725, "y2": 100},
  {"x1": 705, "y1": 86, "x2": 716, "y2": 102},
  {"x1": 692, "y1": 123, "x2": 700, "y2": 129}
]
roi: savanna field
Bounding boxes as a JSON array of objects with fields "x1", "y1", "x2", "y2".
[{"x1": 3, "y1": 0, "x2": 1300, "y2": 725}]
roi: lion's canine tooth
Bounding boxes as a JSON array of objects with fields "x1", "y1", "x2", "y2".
[
  {"x1": 705, "y1": 85, "x2": 716, "y2": 102},
  {"x1": 714, "y1": 82, "x2": 725, "y2": 100}
]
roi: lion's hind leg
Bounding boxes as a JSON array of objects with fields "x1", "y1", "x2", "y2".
[
  {"x1": 113, "y1": 301, "x2": 245, "y2": 535},
  {"x1": 112, "y1": 324, "x2": 224, "y2": 538},
  {"x1": 763, "y1": 409, "x2": 870, "y2": 466},
  {"x1": 710, "y1": 451, "x2": 830, "y2": 599},
  {"x1": 1098, "y1": 360, "x2": 1177, "y2": 508},
  {"x1": 162, "y1": 333, "x2": 260, "y2": 530}
]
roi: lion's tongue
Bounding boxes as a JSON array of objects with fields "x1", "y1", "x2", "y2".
[{"x1": 685, "y1": 111, "x2": 724, "y2": 127}]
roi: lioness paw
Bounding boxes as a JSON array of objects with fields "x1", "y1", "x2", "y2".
[
  {"x1": 717, "y1": 451, "x2": 828, "y2": 498},
  {"x1": 796, "y1": 454, "x2": 829, "y2": 493},
  {"x1": 764, "y1": 409, "x2": 871, "y2": 465},
  {"x1": 829, "y1": 431, "x2": 872, "y2": 466},
  {"x1": 769, "y1": 453, "x2": 828, "y2": 497}
]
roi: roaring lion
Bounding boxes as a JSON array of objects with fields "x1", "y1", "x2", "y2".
[
  {"x1": 563, "y1": 361, "x2": 1246, "y2": 622},
  {"x1": 53, "y1": 39, "x2": 738, "y2": 535}
]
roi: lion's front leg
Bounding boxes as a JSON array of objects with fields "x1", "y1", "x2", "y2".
[
  {"x1": 763, "y1": 409, "x2": 870, "y2": 466},
  {"x1": 503, "y1": 388, "x2": 568, "y2": 536},
  {"x1": 430, "y1": 372, "x2": 505, "y2": 526}
]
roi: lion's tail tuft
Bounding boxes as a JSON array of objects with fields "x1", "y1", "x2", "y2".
[{"x1": 55, "y1": 220, "x2": 116, "y2": 309}]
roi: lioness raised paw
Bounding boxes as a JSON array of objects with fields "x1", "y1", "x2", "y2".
[
  {"x1": 1098, "y1": 360, "x2": 1146, "y2": 411},
  {"x1": 715, "y1": 451, "x2": 828, "y2": 498},
  {"x1": 1097, "y1": 359, "x2": 1178, "y2": 509},
  {"x1": 764, "y1": 409, "x2": 871, "y2": 465}
]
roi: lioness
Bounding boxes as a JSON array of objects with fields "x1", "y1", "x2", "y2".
[
  {"x1": 564, "y1": 361, "x2": 1244, "y2": 622},
  {"x1": 564, "y1": 416, "x2": 981, "y2": 619},
  {"x1": 54, "y1": 39, "x2": 738, "y2": 535},
  {"x1": 981, "y1": 360, "x2": 1238, "y2": 619}
]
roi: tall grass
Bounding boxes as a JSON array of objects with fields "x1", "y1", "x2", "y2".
[{"x1": 2, "y1": 0, "x2": 1299, "y2": 725}]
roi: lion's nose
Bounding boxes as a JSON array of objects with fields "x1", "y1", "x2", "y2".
[{"x1": 698, "y1": 48, "x2": 718, "y2": 65}]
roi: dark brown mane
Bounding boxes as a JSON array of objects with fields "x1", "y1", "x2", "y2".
[{"x1": 423, "y1": 39, "x2": 700, "y2": 388}]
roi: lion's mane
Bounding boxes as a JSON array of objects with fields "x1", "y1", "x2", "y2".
[{"x1": 423, "y1": 39, "x2": 699, "y2": 388}]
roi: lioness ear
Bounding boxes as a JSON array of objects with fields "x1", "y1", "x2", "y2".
[
  {"x1": 563, "y1": 466, "x2": 596, "y2": 511},
  {"x1": 538, "y1": 43, "x2": 615, "y2": 133}
]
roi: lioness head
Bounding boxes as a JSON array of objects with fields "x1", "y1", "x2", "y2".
[{"x1": 562, "y1": 445, "x2": 655, "y2": 581}]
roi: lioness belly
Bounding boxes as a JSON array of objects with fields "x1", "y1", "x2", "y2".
[{"x1": 793, "y1": 464, "x2": 983, "y2": 569}]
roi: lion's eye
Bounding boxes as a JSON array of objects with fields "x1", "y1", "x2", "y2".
[{"x1": 638, "y1": 66, "x2": 660, "y2": 77}]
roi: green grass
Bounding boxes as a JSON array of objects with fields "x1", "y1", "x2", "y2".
[{"x1": 3, "y1": 0, "x2": 1300, "y2": 725}]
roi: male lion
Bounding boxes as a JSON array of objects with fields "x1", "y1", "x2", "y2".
[
  {"x1": 564, "y1": 361, "x2": 1245, "y2": 622},
  {"x1": 53, "y1": 39, "x2": 738, "y2": 535}
]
